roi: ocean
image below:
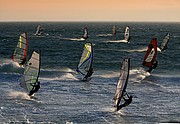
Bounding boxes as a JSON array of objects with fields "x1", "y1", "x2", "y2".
[{"x1": 0, "y1": 22, "x2": 179, "y2": 124}]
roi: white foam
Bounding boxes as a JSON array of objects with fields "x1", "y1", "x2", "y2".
[
  {"x1": 97, "y1": 71, "x2": 119, "y2": 78},
  {"x1": 66, "y1": 121, "x2": 73, "y2": 124},
  {"x1": 62, "y1": 37, "x2": 85, "y2": 41},
  {"x1": 97, "y1": 34, "x2": 112, "y2": 37},
  {"x1": 7, "y1": 91, "x2": 31, "y2": 100},
  {"x1": 157, "y1": 47, "x2": 161, "y2": 52},
  {"x1": 127, "y1": 47, "x2": 147, "y2": 52},
  {"x1": 129, "y1": 68, "x2": 150, "y2": 83},
  {"x1": 40, "y1": 73, "x2": 78, "y2": 81},
  {"x1": 107, "y1": 39, "x2": 128, "y2": 43}
]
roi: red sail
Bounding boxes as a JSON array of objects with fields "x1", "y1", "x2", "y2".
[{"x1": 142, "y1": 38, "x2": 157, "y2": 67}]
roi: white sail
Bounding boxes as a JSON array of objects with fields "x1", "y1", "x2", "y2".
[
  {"x1": 34, "y1": 25, "x2": 42, "y2": 36},
  {"x1": 160, "y1": 33, "x2": 170, "y2": 52},
  {"x1": 112, "y1": 26, "x2": 117, "y2": 35},
  {"x1": 12, "y1": 33, "x2": 28, "y2": 65},
  {"x1": 114, "y1": 58, "x2": 130, "y2": 107},
  {"x1": 20, "y1": 51, "x2": 40, "y2": 92},
  {"x1": 124, "y1": 26, "x2": 130, "y2": 42},
  {"x1": 81, "y1": 27, "x2": 88, "y2": 40}
]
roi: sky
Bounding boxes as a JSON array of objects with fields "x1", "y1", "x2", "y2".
[{"x1": 0, "y1": 0, "x2": 180, "y2": 22}]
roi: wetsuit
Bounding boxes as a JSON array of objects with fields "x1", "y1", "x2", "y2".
[
  {"x1": 117, "y1": 95, "x2": 132, "y2": 111},
  {"x1": 29, "y1": 82, "x2": 40, "y2": 96}
]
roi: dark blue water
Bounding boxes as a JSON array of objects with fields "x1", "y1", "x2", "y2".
[{"x1": 0, "y1": 22, "x2": 180, "y2": 123}]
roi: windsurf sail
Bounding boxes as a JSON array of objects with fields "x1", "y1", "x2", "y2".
[
  {"x1": 114, "y1": 58, "x2": 130, "y2": 107},
  {"x1": 142, "y1": 38, "x2": 157, "y2": 67},
  {"x1": 160, "y1": 33, "x2": 170, "y2": 52},
  {"x1": 34, "y1": 25, "x2": 42, "y2": 36},
  {"x1": 82, "y1": 27, "x2": 88, "y2": 40},
  {"x1": 12, "y1": 33, "x2": 28, "y2": 65},
  {"x1": 20, "y1": 51, "x2": 41, "y2": 93},
  {"x1": 76, "y1": 42, "x2": 93, "y2": 79},
  {"x1": 124, "y1": 26, "x2": 130, "y2": 42},
  {"x1": 112, "y1": 26, "x2": 117, "y2": 35}
]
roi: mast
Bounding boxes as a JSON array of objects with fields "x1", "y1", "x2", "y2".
[{"x1": 114, "y1": 58, "x2": 130, "y2": 107}]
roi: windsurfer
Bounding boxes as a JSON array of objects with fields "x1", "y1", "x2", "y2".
[
  {"x1": 29, "y1": 81, "x2": 40, "y2": 96},
  {"x1": 84, "y1": 68, "x2": 94, "y2": 79},
  {"x1": 117, "y1": 92, "x2": 132, "y2": 111},
  {"x1": 19, "y1": 58, "x2": 26, "y2": 65},
  {"x1": 147, "y1": 61, "x2": 158, "y2": 73}
]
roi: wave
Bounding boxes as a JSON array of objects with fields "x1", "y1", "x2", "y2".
[
  {"x1": 126, "y1": 47, "x2": 147, "y2": 52},
  {"x1": 96, "y1": 71, "x2": 119, "y2": 78},
  {"x1": 7, "y1": 90, "x2": 31, "y2": 100},
  {"x1": 129, "y1": 68, "x2": 150, "y2": 83},
  {"x1": 40, "y1": 73, "x2": 78, "y2": 81},
  {"x1": 97, "y1": 34, "x2": 113, "y2": 37},
  {"x1": 107, "y1": 39, "x2": 128, "y2": 43},
  {"x1": 66, "y1": 121, "x2": 74, "y2": 124},
  {"x1": 61, "y1": 37, "x2": 85, "y2": 41},
  {"x1": 0, "y1": 59, "x2": 24, "y2": 74}
]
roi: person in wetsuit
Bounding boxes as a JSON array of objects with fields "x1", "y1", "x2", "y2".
[
  {"x1": 147, "y1": 61, "x2": 158, "y2": 73},
  {"x1": 117, "y1": 92, "x2": 133, "y2": 111},
  {"x1": 29, "y1": 81, "x2": 40, "y2": 96},
  {"x1": 83, "y1": 67, "x2": 94, "y2": 80}
]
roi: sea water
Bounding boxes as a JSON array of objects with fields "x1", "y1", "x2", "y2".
[{"x1": 0, "y1": 22, "x2": 180, "y2": 123}]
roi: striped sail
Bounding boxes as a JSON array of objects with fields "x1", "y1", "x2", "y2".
[
  {"x1": 142, "y1": 38, "x2": 157, "y2": 67},
  {"x1": 124, "y1": 26, "x2": 130, "y2": 42},
  {"x1": 82, "y1": 27, "x2": 88, "y2": 40},
  {"x1": 12, "y1": 33, "x2": 28, "y2": 65},
  {"x1": 76, "y1": 42, "x2": 93, "y2": 78},
  {"x1": 114, "y1": 58, "x2": 130, "y2": 107},
  {"x1": 20, "y1": 51, "x2": 40, "y2": 92},
  {"x1": 160, "y1": 33, "x2": 170, "y2": 52}
]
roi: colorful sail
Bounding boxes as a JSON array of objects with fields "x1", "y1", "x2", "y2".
[
  {"x1": 82, "y1": 27, "x2": 88, "y2": 40},
  {"x1": 12, "y1": 33, "x2": 28, "y2": 65},
  {"x1": 160, "y1": 33, "x2": 170, "y2": 52},
  {"x1": 114, "y1": 58, "x2": 130, "y2": 107},
  {"x1": 20, "y1": 51, "x2": 41, "y2": 93},
  {"x1": 34, "y1": 25, "x2": 42, "y2": 36},
  {"x1": 142, "y1": 38, "x2": 157, "y2": 67},
  {"x1": 112, "y1": 26, "x2": 117, "y2": 35},
  {"x1": 76, "y1": 42, "x2": 93, "y2": 79},
  {"x1": 124, "y1": 26, "x2": 130, "y2": 42}
]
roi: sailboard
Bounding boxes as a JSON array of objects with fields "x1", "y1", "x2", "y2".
[
  {"x1": 20, "y1": 50, "x2": 41, "y2": 94},
  {"x1": 160, "y1": 33, "x2": 170, "y2": 52},
  {"x1": 34, "y1": 25, "x2": 42, "y2": 36},
  {"x1": 112, "y1": 26, "x2": 117, "y2": 35},
  {"x1": 12, "y1": 33, "x2": 28, "y2": 66},
  {"x1": 76, "y1": 42, "x2": 93, "y2": 81},
  {"x1": 119, "y1": 26, "x2": 130, "y2": 43},
  {"x1": 124, "y1": 26, "x2": 130, "y2": 42},
  {"x1": 81, "y1": 27, "x2": 88, "y2": 40},
  {"x1": 114, "y1": 58, "x2": 130, "y2": 108},
  {"x1": 142, "y1": 38, "x2": 157, "y2": 68}
]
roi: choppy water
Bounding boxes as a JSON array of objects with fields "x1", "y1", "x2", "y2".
[{"x1": 0, "y1": 22, "x2": 180, "y2": 123}]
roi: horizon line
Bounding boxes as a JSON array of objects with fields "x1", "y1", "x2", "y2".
[{"x1": 0, "y1": 20, "x2": 180, "y2": 23}]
